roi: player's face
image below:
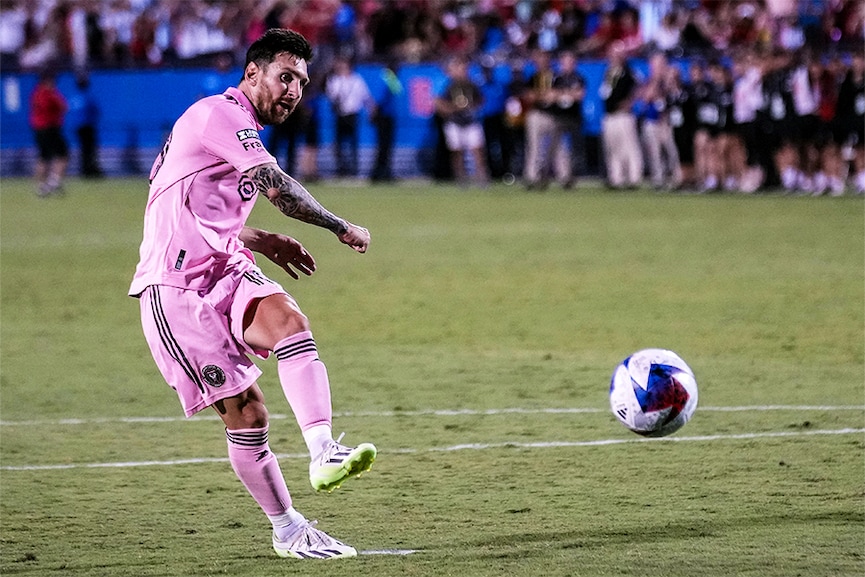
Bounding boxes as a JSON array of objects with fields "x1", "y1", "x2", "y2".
[{"x1": 250, "y1": 52, "x2": 309, "y2": 125}]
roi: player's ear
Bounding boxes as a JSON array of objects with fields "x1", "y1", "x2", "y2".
[{"x1": 244, "y1": 61, "x2": 261, "y2": 85}]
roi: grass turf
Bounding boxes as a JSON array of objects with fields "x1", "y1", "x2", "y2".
[{"x1": 1, "y1": 177, "x2": 863, "y2": 576}]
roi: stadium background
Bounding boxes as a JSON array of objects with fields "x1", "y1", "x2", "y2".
[
  {"x1": 1, "y1": 0, "x2": 861, "y2": 179},
  {"x1": 0, "y1": 60, "x2": 621, "y2": 178}
]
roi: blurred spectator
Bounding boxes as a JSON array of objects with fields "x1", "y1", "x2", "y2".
[
  {"x1": 68, "y1": 73, "x2": 104, "y2": 178},
  {"x1": 600, "y1": 41, "x2": 642, "y2": 188},
  {"x1": 551, "y1": 50, "x2": 587, "y2": 187},
  {"x1": 761, "y1": 50, "x2": 798, "y2": 190},
  {"x1": 103, "y1": 0, "x2": 136, "y2": 66},
  {"x1": 813, "y1": 55, "x2": 846, "y2": 196},
  {"x1": 693, "y1": 59, "x2": 733, "y2": 192},
  {"x1": 730, "y1": 49, "x2": 765, "y2": 193},
  {"x1": 638, "y1": 52, "x2": 681, "y2": 189},
  {"x1": 650, "y1": 11, "x2": 682, "y2": 54},
  {"x1": 20, "y1": 2, "x2": 72, "y2": 70},
  {"x1": 435, "y1": 56, "x2": 489, "y2": 185},
  {"x1": 477, "y1": 58, "x2": 511, "y2": 181},
  {"x1": 171, "y1": 1, "x2": 236, "y2": 64},
  {"x1": 129, "y1": 6, "x2": 160, "y2": 65},
  {"x1": 0, "y1": 1, "x2": 28, "y2": 70},
  {"x1": 325, "y1": 56, "x2": 372, "y2": 177},
  {"x1": 29, "y1": 69, "x2": 69, "y2": 196},
  {"x1": 502, "y1": 59, "x2": 528, "y2": 181},
  {"x1": 667, "y1": 64, "x2": 698, "y2": 188},
  {"x1": 789, "y1": 52, "x2": 821, "y2": 192},
  {"x1": 522, "y1": 50, "x2": 560, "y2": 190},
  {"x1": 836, "y1": 52, "x2": 865, "y2": 193},
  {"x1": 370, "y1": 60, "x2": 403, "y2": 183}
]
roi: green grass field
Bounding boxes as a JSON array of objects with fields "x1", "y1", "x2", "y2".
[{"x1": 1, "y1": 177, "x2": 863, "y2": 577}]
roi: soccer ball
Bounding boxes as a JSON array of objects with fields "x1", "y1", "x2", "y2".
[{"x1": 609, "y1": 348, "x2": 698, "y2": 437}]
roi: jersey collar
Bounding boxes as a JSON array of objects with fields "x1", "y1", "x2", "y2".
[{"x1": 224, "y1": 86, "x2": 264, "y2": 130}]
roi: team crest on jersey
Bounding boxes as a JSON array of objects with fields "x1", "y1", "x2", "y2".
[
  {"x1": 236, "y1": 129, "x2": 260, "y2": 142},
  {"x1": 237, "y1": 174, "x2": 256, "y2": 201},
  {"x1": 201, "y1": 365, "x2": 226, "y2": 387}
]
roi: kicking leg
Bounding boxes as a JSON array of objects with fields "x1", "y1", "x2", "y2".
[{"x1": 243, "y1": 294, "x2": 376, "y2": 492}]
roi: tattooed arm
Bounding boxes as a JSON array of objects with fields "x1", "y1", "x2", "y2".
[{"x1": 243, "y1": 162, "x2": 370, "y2": 253}]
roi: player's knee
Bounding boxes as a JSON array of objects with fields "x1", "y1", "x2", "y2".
[
  {"x1": 242, "y1": 403, "x2": 269, "y2": 429},
  {"x1": 261, "y1": 306, "x2": 310, "y2": 343},
  {"x1": 214, "y1": 390, "x2": 269, "y2": 430},
  {"x1": 244, "y1": 294, "x2": 311, "y2": 349}
]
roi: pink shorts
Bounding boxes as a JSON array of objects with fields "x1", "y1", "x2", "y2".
[{"x1": 138, "y1": 262, "x2": 287, "y2": 417}]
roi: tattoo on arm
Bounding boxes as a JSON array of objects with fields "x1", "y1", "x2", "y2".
[{"x1": 247, "y1": 163, "x2": 348, "y2": 235}]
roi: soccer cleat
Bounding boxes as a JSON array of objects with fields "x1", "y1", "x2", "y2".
[
  {"x1": 273, "y1": 520, "x2": 357, "y2": 559},
  {"x1": 309, "y1": 433, "x2": 376, "y2": 493}
]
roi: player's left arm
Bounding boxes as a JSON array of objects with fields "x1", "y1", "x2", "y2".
[
  {"x1": 244, "y1": 162, "x2": 370, "y2": 253},
  {"x1": 239, "y1": 226, "x2": 315, "y2": 280}
]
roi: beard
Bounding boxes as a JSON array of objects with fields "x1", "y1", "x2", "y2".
[{"x1": 259, "y1": 99, "x2": 298, "y2": 126}]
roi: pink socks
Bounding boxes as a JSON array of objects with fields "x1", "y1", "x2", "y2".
[
  {"x1": 225, "y1": 427, "x2": 292, "y2": 516},
  {"x1": 274, "y1": 331, "x2": 333, "y2": 456}
]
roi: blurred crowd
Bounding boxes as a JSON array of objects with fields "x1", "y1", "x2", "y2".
[
  {"x1": 428, "y1": 44, "x2": 865, "y2": 195},
  {"x1": 2, "y1": 0, "x2": 863, "y2": 70},
  {"x1": 12, "y1": 0, "x2": 865, "y2": 195}
]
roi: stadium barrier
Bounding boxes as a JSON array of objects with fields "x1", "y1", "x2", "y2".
[{"x1": 0, "y1": 60, "x2": 633, "y2": 178}]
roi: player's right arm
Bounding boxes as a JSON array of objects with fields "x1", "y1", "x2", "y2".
[{"x1": 244, "y1": 162, "x2": 370, "y2": 253}]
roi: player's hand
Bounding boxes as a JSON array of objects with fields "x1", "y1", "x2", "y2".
[
  {"x1": 258, "y1": 233, "x2": 316, "y2": 279},
  {"x1": 338, "y1": 223, "x2": 370, "y2": 253}
]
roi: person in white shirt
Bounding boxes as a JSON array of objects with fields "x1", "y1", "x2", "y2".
[
  {"x1": 730, "y1": 50, "x2": 765, "y2": 193},
  {"x1": 325, "y1": 56, "x2": 372, "y2": 177}
]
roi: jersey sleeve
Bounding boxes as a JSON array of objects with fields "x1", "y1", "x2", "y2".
[{"x1": 200, "y1": 100, "x2": 275, "y2": 174}]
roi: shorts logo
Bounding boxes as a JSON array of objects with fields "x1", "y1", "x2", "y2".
[
  {"x1": 237, "y1": 174, "x2": 256, "y2": 201},
  {"x1": 236, "y1": 129, "x2": 260, "y2": 142},
  {"x1": 201, "y1": 365, "x2": 226, "y2": 387}
]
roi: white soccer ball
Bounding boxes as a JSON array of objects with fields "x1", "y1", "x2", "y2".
[{"x1": 609, "y1": 348, "x2": 698, "y2": 437}]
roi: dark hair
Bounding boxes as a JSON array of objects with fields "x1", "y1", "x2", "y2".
[{"x1": 245, "y1": 28, "x2": 313, "y2": 70}]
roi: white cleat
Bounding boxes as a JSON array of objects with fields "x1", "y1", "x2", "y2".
[{"x1": 272, "y1": 520, "x2": 357, "y2": 560}]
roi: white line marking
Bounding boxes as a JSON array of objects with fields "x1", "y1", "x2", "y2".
[
  {"x1": 2, "y1": 428, "x2": 862, "y2": 472},
  {"x1": 0, "y1": 405, "x2": 861, "y2": 427},
  {"x1": 359, "y1": 549, "x2": 420, "y2": 556}
]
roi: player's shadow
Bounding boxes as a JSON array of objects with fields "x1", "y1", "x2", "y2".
[{"x1": 459, "y1": 509, "x2": 859, "y2": 559}]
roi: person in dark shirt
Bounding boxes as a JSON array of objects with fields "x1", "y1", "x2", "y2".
[
  {"x1": 600, "y1": 41, "x2": 642, "y2": 188},
  {"x1": 69, "y1": 74, "x2": 104, "y2": 178},
  {"x1": 551, "y1": 50, "x2": 587, "y2": 187},
  {"x1": 693, "y1": 60, "x2": 730, "y2": 191},
  {"x1": 435, "y1": 56, "x2": 489, "y2": 185},
  {"x1": 668, "y1": 64, "x2": 697, "y2": 188},
  {"x1": 836, "y1": 53, "x2": 865, "y2": 193},
  {"x1": 760, "y1": 50, "x2": 797, "y2": 190},
  {"x1": 522, "y1": 50, "x2": 559, "y2": 189},
  {"x1": 370, "y1": 61, "x2": 403, "y2": 183}
]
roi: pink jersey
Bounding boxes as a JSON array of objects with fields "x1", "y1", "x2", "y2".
[{"x1": 129, "y1": 87, "x2": 276, "y2": 296}]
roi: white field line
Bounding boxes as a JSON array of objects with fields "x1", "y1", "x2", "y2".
[
  {"x1": 1, "y1": 427, "x2": 862, "y2": 472},
  {"x1": 359, "y1": 549, "x2": 421, "y2": 556},
  {"x1": 0, "y1": 405, "x2": 862, "y2": 427}
]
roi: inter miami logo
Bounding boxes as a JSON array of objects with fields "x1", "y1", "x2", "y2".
[
  {"x1": 237, "y1": 174, "x2": 256, "y2": 201},
  {"x1": 201, "y1": 365, "x2": 226, "y2": 387}
]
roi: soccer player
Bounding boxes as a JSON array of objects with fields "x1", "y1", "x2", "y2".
[{"x1": 128, "y1": 29, "x2": 376, "y2": 560}]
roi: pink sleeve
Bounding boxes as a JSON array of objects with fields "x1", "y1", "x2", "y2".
[{"x1": 200, "y1": 102, "x2": 275, "y2": 173}]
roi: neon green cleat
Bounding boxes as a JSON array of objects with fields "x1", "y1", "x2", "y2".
[{"x1": 309, "y1": 433, "x2": 377, "y2": 493}]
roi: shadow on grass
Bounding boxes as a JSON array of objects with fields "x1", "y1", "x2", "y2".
[{"x1": 454, "y1": 509, "x2": 862, "y2": 560}]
